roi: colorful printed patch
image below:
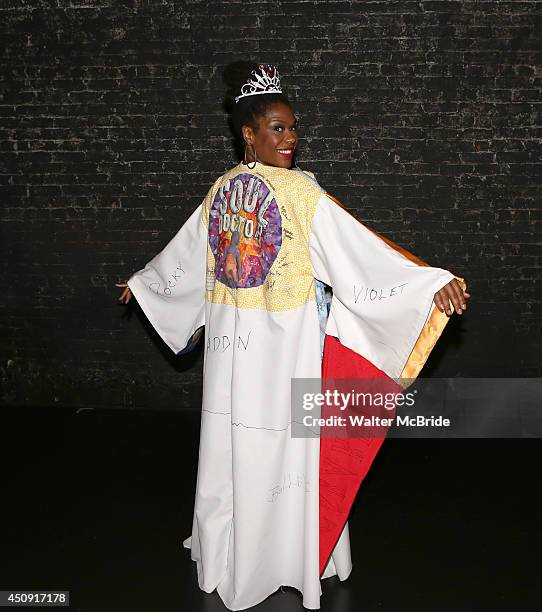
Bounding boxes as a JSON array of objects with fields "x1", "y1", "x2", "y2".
[{"x1": 208, "y1": 173, "x2": 282, "y2": 288}]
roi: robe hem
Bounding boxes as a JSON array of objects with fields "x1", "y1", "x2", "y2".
[{"x1": 184, "y1": 542, "x2": 347, "y2": 611}]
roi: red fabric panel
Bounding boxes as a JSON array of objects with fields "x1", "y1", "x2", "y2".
[{"x1": 319, "y1": 335, "x2": 401, "y2": 576}]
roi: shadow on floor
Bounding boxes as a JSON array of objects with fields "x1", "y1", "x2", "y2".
[{"x1": 0, "y1": 406, "x2": 539, "y2": 611}]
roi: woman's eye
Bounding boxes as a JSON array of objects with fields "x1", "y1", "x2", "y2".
[{"x1": 273, "y1": 126, "x2": 283, "y2": 132}]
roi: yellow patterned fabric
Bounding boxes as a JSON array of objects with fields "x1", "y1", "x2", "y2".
[{"x1": 203, "y1": 162, "x2": 322, "y2": 311}]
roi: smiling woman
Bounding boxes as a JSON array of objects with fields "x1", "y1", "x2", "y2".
[
  {"x1": 117, "y1": 61, "x2": 469, "y2": 610},
  {"x1": 242, "y1": 103, "x2": 298, "y2": 166},
  {"x1": 224, "y1": 61, "x2": 299, "y2": 168}
]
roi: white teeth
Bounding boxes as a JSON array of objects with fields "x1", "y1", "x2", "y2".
[{"x1": 278, "y1": 150, "x2": 292, "y2": 153}]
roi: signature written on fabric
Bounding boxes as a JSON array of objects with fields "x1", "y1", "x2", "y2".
[
  {"x1": 353, "y1": 282, "x2": 408, "y2": 304},
  {"x1": 206, "y1": 331, "x2": 252, "y2": 353},
  {"x1": 148, "y1": 262, "x2": 185, "y2": 296},
  {"x1": 266, "y1": 253, "x2": 290, "y2": 291},
  {"x1": 266, "y1": 471, "x2": 312, "y2": 503}
]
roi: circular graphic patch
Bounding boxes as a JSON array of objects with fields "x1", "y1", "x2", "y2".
[{"x1": 209, "y1": 173, "x2": 282, "y2": 289}]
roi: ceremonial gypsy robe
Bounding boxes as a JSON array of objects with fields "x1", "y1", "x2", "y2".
[{"x1": 127, "y1": 161, "x2": 466, "y2": 610}]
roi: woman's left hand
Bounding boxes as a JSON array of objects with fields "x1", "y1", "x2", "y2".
[{"x1": 434, "y1": 279, "x2": 470, "y2": 315}]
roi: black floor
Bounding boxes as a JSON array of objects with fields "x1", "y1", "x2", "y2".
[{"x1": 1, "y1": 407, "x2": 539, "y2": 611}]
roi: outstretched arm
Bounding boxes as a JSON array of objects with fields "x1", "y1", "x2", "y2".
[{"x1": 310, "y1": 192, "x2": 469, "y2": 382}]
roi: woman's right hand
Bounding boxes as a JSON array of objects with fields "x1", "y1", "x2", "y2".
[{"x1": 116, "y1": 281, "x2": 133, "y2": 304}]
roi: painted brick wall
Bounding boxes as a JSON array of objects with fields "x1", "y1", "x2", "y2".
[{"x1": 1, "y1": 1, "x2": 540, "y2": 409}]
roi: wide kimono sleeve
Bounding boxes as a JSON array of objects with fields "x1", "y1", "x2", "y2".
[
  {"x1": 126, "y1": 203, "x2": 208, "y2": 355},
  {"x1": 310, "y1": 192, "x2": 466, "y2": 383}
]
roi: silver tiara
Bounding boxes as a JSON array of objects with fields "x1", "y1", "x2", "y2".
[{"x1": 234, "y1": 64, "x2": 282, "y2": 103}]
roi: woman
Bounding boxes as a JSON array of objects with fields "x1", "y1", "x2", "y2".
[{"x1": 116, "y1": 62, "x2": 469, "y2": 610}]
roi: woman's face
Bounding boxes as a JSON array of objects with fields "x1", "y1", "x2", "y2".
[{"x1": 242, "y1": 102, "x2": 299, "y2": 169}]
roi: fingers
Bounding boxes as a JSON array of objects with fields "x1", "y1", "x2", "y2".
[
  {"x1": 449, "y1": 280, "x2": 466, "y2": 313},
  {"x1": 115, "y1": 281, "x2": 132, "y2": 304},
  {"x1": 452, "y1": 281, "x2": 472, "y2": 313},
  {"x1": 434, "y1": 289, "x2": 451, "y2": 315},
  {"x1": 434, "y1": 280, "x2": 471, "y2": 316},
  {"x1": 121, "y1": 289, "x2": 132, "y2": 303}
]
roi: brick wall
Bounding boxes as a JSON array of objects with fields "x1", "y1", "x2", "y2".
[{"x1": 1, "y1": 1, "x2": 540, "y2": 409}]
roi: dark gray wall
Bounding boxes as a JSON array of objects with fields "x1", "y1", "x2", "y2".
[{"x1": 1, "y1": 1, "x2": 540, "y2": 409}]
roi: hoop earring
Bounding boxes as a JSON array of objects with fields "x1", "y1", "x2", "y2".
[{"x1": 244, "y1": 142, "x2": 257, "y2": 170}]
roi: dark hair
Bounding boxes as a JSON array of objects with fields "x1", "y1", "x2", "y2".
[{"x1": 222, "y1": 61, "x2": 293, "y2": 158}]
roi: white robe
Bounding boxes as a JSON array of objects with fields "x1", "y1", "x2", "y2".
[{"x1": 127, "y1": 162, "x2": 457, "y2": 610}]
